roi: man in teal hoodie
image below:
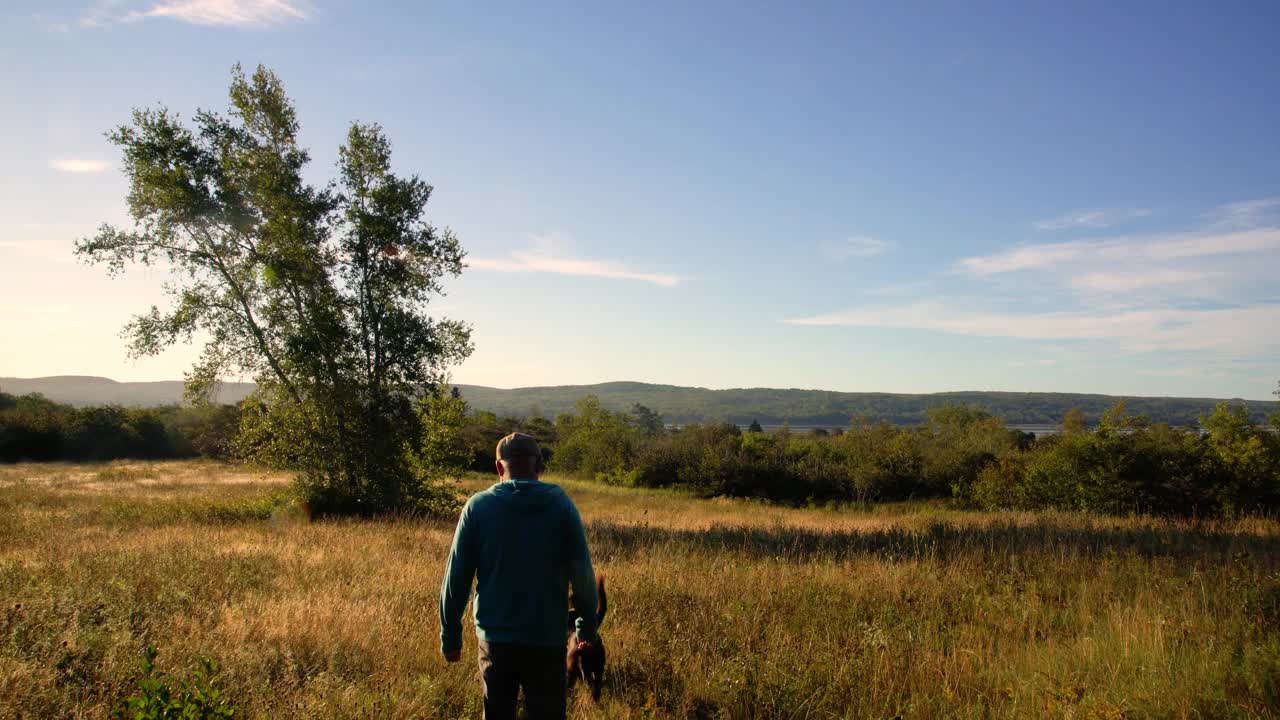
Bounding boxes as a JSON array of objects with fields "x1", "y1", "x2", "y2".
[{"x1": 440, "y1": 432, "x2": 598, "y2": 720}]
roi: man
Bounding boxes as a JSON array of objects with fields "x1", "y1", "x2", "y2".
[{"x1": 440, "y1": 432, "x2": 599, "y2": 720}]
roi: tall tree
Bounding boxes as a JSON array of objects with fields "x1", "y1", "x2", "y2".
[
  {"x1": 1062, "y1": 407, "x2": 1087, "y2": 435},
  {"x1": 75, "y1": 65, "x2": 472, "y2": 515},
  {"x1": 629, "y1": 403, "x2": 664, "y2": 435}
]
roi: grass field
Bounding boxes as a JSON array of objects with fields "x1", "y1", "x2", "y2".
[{"x1": 1, "y1": 460, "x2": 1278, "y2": 718}]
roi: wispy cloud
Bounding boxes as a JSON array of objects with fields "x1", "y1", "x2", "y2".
[
  {"x1": 1034, "y1": 208, "x2": 1151, "y2": 231},
  {"x1": 788, "y1": 301, "x2": 1280, "y2": 354},
  {"x1": 468, "y1": 235, "x2": 680, "y2": 287},
  {"x1": 50, "y1": 159, "x2": 109, "y2": 174},
  {"x1": 793, "y1": 197, "x2": 1280, "y2": 370},
  {"x1": 864, "y1": 279, "x2": 932, "y2": 297},
  {"x1": 80, "y1": 0, "x2": 311, "y2": 29},
  {"x1": 957, "y1": 241, "x2": 1081, "y2": 275},
  {"x1": 1206, "y1": 197, "x2": 1280, "y2": 229},
  {"x1": 128, "y1": 0, "x2": 310, "y2": 27},
  {"x1": 821, "y1": 236, "x2": 893, "y2": 261},
  {"x1": 33, "y1": 14, "x2": 73, "y2": 32},
  {"x1": 1068, "y1": 269, "x2": 1222, "y2": 293},
  {"x1": 1136, "y1": 367, "x2": 1229, "y2": 379},
  {"x1": 79, "y1": 0, "x2": 126, "y2": 28},
  {"x1": 957, "y1": 229, "x2": 1280, "y2": 276}
]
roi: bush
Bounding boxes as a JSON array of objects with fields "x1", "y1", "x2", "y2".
[
  {"x1": 114, "y1": 646, "x2": 237, "y2": 720},
  {"x1": 963, "y1": 402, "x2": 1280, "y2": 516},
  {"x1": 172, "y1": 404, "x2": 243, "y2": 460},
  {"x1": 837, "y1": 420, "x2": 925, "y2": 502},
  {"x1": 235, "y1": 391, "x2": 459, "y2": 517},
  {"x1": 532, "y1": 396, "x2": 1280, "y2": 517},
  {"x1": 551, "y1": 396, "x2": 637, "y2": 480},
  {"x1": 1201, "y1": 402, "x2": 1280, "y2": 513},
  {"x1": 0, "y1": 393, "x2": 67, "y2": 461},
  {"x1": 967, "y1": 453, "x2": 1025, "y2": 510}
]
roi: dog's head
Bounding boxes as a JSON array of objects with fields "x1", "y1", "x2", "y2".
[{"x1": 566, "y1": 624, "x2": 606, "y2": 701}]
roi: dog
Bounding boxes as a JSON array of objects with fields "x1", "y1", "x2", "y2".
[{"x1": 566, "y1": 573, "x2": 607, "y2": 701}]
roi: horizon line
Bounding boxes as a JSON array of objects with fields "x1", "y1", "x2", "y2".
[{"x1": 1, "y1": 373, "x2": 1275, "y2": 403}]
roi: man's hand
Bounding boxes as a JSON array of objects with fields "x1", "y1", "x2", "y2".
[{"x1": 443, "y1": 649, "x2": 462, "y2": 663}]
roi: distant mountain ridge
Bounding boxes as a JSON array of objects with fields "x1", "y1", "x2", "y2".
[
  {"x1": 3, "y1": 375, "x2": 1276, "y2": 427},
  {"x1": 0, "y1": 376, "x2": 258, "y2": 407}
]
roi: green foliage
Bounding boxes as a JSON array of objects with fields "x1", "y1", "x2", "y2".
[
  {"x1": 115, "y1": 646, "x2": 236, "y2": 720},
  {"x1": 968, "y1": 452, "x2": 1026, "y2": 509},
  {"x1": 552, "y1": 396, "x2": 637, "y2": 481},
  {"x1": 75, "y1": 65, "x2": 471, "y2": 516},
  {"x1": 0, "y1": 392, "x2": 68, "y2": 461},
  {"x1": 447, "y1": 407, "x2": 557, "y2": 473},
  {"x1": 919, "y1": 404, "x2": 1018, "y2": 497},
  {"x1": 1062, "y1": 406, "x2": 1087, "y2": 435},
  {"x1": 838, "y1": 418, "x2": 924, "y2": 502},
  {"x1": 1201, "y1": 402, "x2": 1280, "y2": 513},
  {"x1": 0, "y1": 392, "x2": 242, "y2": 463},
  {"x1": 509, "y1": 396, "x2": 1280, "y2": 517},
  {"x1": 964, "y1": 401, "x2": 1280, "y2": 516},
  {"x1": 629, "y1": 403, "x2": 664, "y2": 435},
  {"x1": 172, "y1": 404, "x2": 242, "y2": 460},
  {"x1": 414, "y1": 390, "x2": 471, "y2": 477},
  {"x1": 404, "y1": 390, "x2": 472, "y2": 514}
]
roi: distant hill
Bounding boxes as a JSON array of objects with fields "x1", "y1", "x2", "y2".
[
  {"x1": 0, "y1": 376, "x2": 256, "y2": 407},
  {"x1": 450, "y1": 381, "x2": 1279, "y2": 427},
  {"x1": 3, "y1": 376, "x2": 1275, "y2": 427}
]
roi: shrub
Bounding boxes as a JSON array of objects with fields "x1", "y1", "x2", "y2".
[
  {"x1": 552, "y1": 396, "x2": 637, "y2": 479},
  {"x1": 173, "y1": 404, "x2": 243, "y2": 460},
  {"x1": 967, "y1": 453, "x2": 1025, "y2": 510},
  {"x1": 114, "y1": 646, "x2": 237, "y2": 720},
  {"x1": 1201, "y1": 402, "x2": 1280, "y2": 514},
  {"x1": 837, "y1": 420, "x2": 925, "y2": 502},
  {"x1": 919, "y1": 405, "x2": 1015, "y2": 498}
]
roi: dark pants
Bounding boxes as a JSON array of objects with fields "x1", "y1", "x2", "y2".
[{"x1": 477, "y1": 640, "x2": 566, "y2": 720}]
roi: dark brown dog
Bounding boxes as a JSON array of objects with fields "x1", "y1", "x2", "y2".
[{"x1": 566, "y1": 574, "x2": 607, "y2": 701}]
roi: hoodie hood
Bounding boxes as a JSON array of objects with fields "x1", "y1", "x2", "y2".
[{"x1": 486, "y1": 479, "x2": 563, "y2": 514}]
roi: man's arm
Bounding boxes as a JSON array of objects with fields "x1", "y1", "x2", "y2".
[
  {"x1": 564, "y1": 496, "x2": 598, "y2": 642},
  {"x1": 439, "y1": 501, "x2": 477, "y2": 659}
]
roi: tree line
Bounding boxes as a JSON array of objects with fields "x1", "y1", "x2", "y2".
[
  {"x1": 5, "y1": 388, "x2": 1279, "y2": 516},
  {"x1": 0, "y1": 392, "x2": 240, "y2": 462},
  {"x1": 451, "y1": 382, "x2": 1280, "y2": 427},
  {"x1": 331, "y1": 391, "x2": 1280, "y2": 518},
  {"x1": 539, "y1": 396, "x2": 1280, "y2": 517}
]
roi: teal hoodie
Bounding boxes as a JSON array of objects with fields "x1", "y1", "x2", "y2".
[{"x1": 439, "y1": 479, "x2": 597, "y2": 654}]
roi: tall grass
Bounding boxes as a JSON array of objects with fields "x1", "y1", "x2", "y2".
[{"x1": 1, "y1": 461, "x2": 1277, "y2": 718}]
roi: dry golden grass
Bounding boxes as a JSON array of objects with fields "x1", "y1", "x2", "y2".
[{"x1": 1, "y1": 460, "x2": 1278, "y2": 718}]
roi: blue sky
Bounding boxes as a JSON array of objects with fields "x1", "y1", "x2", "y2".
[{"x1": 2, "y1": 0, "x2": 1278, "y2": 399}]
